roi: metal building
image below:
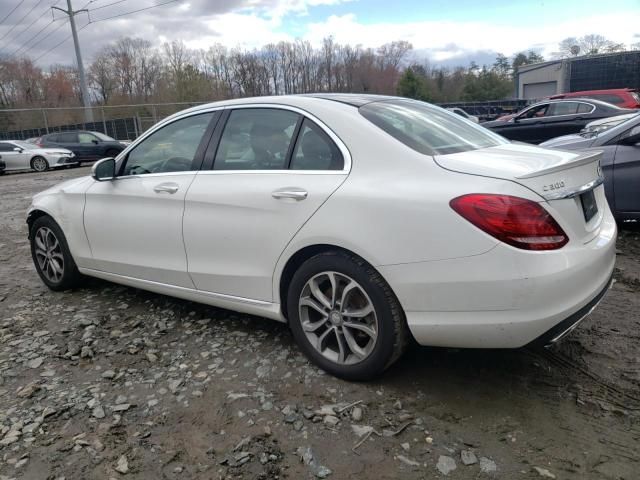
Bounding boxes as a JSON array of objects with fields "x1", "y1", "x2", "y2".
[{"x1": 515, "y1": 51, "x2": 640, "y2": 99}]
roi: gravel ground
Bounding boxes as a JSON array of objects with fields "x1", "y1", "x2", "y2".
[{"x1": 1, "y1": 167, "x2": 639, "y2": 480}]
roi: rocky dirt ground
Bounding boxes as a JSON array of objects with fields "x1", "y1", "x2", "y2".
[{"x1": 0, "y1": 167, "x2": 639, "y2": 480}]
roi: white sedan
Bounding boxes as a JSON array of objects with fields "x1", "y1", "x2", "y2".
[
  {"x1": 0, "y1": 140, "x2": 78, "y2": 172},
  {"x1": 26, "y1": 94, "x2": 616, "y2": 380}
]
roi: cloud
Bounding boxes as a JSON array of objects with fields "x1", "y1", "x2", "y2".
[{"x1": 0, "y1": 0, "x2": 637, "y2": 69}]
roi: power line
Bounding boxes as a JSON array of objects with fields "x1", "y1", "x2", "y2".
[
  {"x1": 89, "y1": 0, "x2": 128, "y2": 12},
  {"x1": 0, "y1": 0, "x2": 48, "y2": 42},
  {"x1": 3, "y1": 2, "x2": 52, "y2": 48},
  {"x1": 89, "y1": 0, "x2": 180, "y2": 23},
  {"x1": 33, "y1": 20, "x2": 88, "y2": 62},
  {"x1": 13, "y1": 0, "x2": 90, "y2": 57},
  {"x1": 0, "y1": 0, "x2": 27, "y2": 26}
]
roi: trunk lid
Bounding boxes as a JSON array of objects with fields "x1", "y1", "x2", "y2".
[{"x1": 434, "y1": 143, "x2": 606, "y2": 244}]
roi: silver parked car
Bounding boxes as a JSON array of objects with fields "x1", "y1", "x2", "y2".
[
  {"x1": 0, "y1": 140, "x2": 78, "y2": 173},
  {"x1": 541, "y1": 113, "x2": 640, "y2": 221}
]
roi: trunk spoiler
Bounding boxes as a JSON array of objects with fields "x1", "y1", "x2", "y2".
[{"x1": 516, "y1": 150, "x2": 604, "y2": 201}]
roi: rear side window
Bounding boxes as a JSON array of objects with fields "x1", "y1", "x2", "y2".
[
  {"x1": 548, "y1": 102, "x2": 581, "y2": 116},
  {"x1": 360, "y1": 100, "x2": 506, "y2": 155},
  {"x1": 214, "y1": 109, "x2": 300, "y2": 170},
  {"x1": 290, "y1": 119, "x2": 344, "y2": 170},
  {"x1": 57, "y1": 133, "x2": 77, "y2": 143},
  {"x1": 78, "y1": 132, "x2": 98, "y2": 143}
]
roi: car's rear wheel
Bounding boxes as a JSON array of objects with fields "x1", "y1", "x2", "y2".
[
  {"x1": 31, "y1": 156, "x2": 49, "y2": 172},
  {"x1": 30, "y1": 216, "x2": 82, "y2": 291},
  {"x1": 287, "y1": 250, "x2": 409, "y2": 380}
]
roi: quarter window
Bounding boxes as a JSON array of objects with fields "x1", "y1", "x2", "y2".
[
  {"x1": 121, "y1": 112, "x2": 214, "y2": 176},
  {"x1": 576, "y1": 103, "x2": 593, "y2": 114},
  {"x1": 290, "y1": 119, "x2": 344, "y2": 170},
  {"x1": 214, "y1": 109, "x2": 300, "y2": 170}
]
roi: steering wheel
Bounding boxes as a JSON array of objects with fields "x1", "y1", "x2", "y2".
[{"x1": 160, "y1": 156, "x2": 192, "y2": 172}]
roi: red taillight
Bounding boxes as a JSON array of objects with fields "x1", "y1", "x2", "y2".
[{"x1": 450, "y1": 194, "x2": 568, "y2": 251}]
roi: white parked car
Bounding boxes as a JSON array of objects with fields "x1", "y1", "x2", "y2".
[
  {"x1": 580, "y1": 112, "x2": 638, "y2": 134},
  {"x1": 446, "y1": 107, "x2": 479, "y2": 123},
  {"x1": 26, "y1": 94, "x2": 616, "y2": 380},
  {"x1": 0, "y1": 140, "x2": 78, "y2": 172}
]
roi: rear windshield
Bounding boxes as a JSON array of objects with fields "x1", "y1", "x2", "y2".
[{"x1": 360, "y1": 100, "x2": 506, "y2": 155}]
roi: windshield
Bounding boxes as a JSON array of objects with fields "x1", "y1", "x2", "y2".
[
  {"x1": 93, "y1": 132, "x2": 116, "y2": 141},
  {"x1": 360, "y1": 99, "x2": 507, "y2": 155}
]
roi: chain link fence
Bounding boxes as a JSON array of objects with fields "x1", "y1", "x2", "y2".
[{"x1": 0, "y1": 102, "x2": 209, "y2": 141}]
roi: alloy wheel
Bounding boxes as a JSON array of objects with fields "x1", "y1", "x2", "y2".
[
  {"x1": 32, "y1": 157, "x2": 48, "y2": 172},
  {"x1": 298, "y1": 271, "x2": 378, "y2": 365},
  {"x1": 34, "y1": 227, "x2": 64, "y2": 283}
]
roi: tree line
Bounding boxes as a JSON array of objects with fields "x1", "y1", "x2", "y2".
[{"x1": 0, "y1": 33, "x2": 636, "y2": 110}]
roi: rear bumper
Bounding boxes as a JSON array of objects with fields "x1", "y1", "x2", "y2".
[
  {"x1": 379, "y1": 208, "x2": 617, "y2": 348},
  {"x1": 528, "y1": 273, "x2": 613, "y2": 347}
]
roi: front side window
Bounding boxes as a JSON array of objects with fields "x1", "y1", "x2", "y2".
[
  {"x1": 78, "y1": 133, "x2": 98, "y2": 144},
  {"x1": 290, "y1": 119, "x2": 344, "y2": 170},
  {"x1": 0, "y1": 142, "x2": 13, "y2": 152},
  {"x1": 519, "y1": 104, "x2": 550, "y2": 119},
  {"x1": 121, "y1": 112, "x2": 214, "y2": 176},
  {"x1": 360, "y1": 100, "x2": 506, "y2": 156},
  {"x1": 214, "y1": 109, "x2": 299, "y2": 170}
]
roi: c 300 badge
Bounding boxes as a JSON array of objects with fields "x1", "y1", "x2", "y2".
[{"x1": 543, "y1": 181, "x2": 565, "y2": 192}]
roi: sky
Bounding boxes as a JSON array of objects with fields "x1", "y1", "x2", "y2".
[{"x1": 0, "y1": 0, "x2": 638, "y2": 68}]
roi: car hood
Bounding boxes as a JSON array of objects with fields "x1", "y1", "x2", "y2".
[
  {"x1": 539, "y1": 135, "x2": 596, "y2": 149},
  {"x1": 32, "y1": 176, "x2": 93, "y2": 201}
]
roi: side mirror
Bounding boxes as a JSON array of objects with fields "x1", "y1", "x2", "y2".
[
  {"x1": 13, "y1": 147, "x2": 23, "y2": 152},
  {"x1": 92, "y1": 139, "x2": 99, "y2": 145},
  {"x1": 91, "y1": 157, "x2": 115, "y2": 181}
]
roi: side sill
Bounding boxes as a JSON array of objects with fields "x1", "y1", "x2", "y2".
[{"x1": 78, "y1": 268, "x2": 286, "y2": 322}]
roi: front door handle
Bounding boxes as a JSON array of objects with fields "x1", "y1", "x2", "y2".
[
  {"x1": 153, "y1": 182, "x2": 179, "y2": 194},
  {"x1": 272, "y1": 188, "x2": 308, "y2": 200}
]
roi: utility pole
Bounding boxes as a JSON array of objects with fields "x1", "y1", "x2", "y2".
[{"x1": 53, "y1": 0, "x2": 93, "y2": 123}]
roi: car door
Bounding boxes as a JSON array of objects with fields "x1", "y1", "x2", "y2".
[
  {"x1": 54, "y1": 132, "x2": 81, "y2": 157},
  {"x1": 82, "y1": 110, "x2": 219, "y2": 287},
  {"x1": 612, "y1": 124, "x2": 640, "y2": 213},
  {"x1": 0, "y1": 143, "x2": 19, "y2": 170},
  {"x1": 183, "y1": 107, "x2": 349, "y2": 302},
  {"x1": 499, "y1": 103, "x2": 551, "y2": 143},
  {"x1": 77, "y1": 132, "x2": 102, "y2": 160},
  {"x1": 542, "y1": 102, "x2": 591, "y2": 141}
]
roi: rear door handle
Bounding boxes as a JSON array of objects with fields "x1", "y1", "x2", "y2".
[
  {"x1": 153, "y1": 182, "x2": 179, "y2": 194},
  {"x1": 272, "y1": 188, "x2": 308, "y2": 200}
]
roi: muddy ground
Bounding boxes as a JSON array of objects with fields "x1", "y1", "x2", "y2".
[{"x1": 0, "y1": 167, "x2": 639, "y2": 480}]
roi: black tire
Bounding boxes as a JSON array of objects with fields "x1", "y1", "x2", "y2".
[
  {"x1": 287, "y1": 250, "x2": 410, "y2": 381},
  {"x1": 30, "y1": 156, "x2": 49, "y2": 172},
  {"x1": 30, "y1": 216, "x2": 82, "y2": 291},
  {"x1": 106, "y1": 149, "x2": 120, "y2": 158}
]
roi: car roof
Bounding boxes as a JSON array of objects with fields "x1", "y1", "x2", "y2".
[
  {"x1": 551, "y1": 88, "x2": 637, "y2": 97},
  {"x1": 527, "y1": 98, "x2": 627, "y2": 110}
]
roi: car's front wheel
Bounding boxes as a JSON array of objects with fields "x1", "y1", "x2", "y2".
[
  {"x1": 31, "y1": 156, "x2": 49, "y2": 172},
  {"x1": 30, "y1": 216, "x2": 82, "y2": 291},
  {"x1": 287, "y1": 251, "x2": 409, "y2": 380}
]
